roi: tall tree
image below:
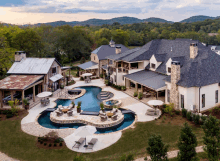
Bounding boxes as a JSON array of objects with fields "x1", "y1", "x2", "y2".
[
  {"x1": 202, "y1": 115, "x2": 220, "y2": 161},
  {"x1": 177, "y1": 123, "x2": 198, "y2": 161},
  {"x1": 146, "y1": 134, "x2": 169, "y2": 161}
]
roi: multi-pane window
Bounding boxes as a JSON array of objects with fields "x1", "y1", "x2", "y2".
[
  {"x1": 168, "y1": 67, "x2": 171, "y2": 73},
  {"x1": 202, "y1": 94, "x2": 205, "y2": 108},
  {"x1": 167, "y1": 90, "x2": 170, "y2": 102},
  {"x1": 151, "y1": 63, "x2": 156, "y2": 69},
  {"x1": 181, "y1": 94, "x2": 184, "y2": 108},
  {"x1": 216, "y1": 90, "x2": 218, "y2": 103},
  {"x1": 52, "y1": 67, "x2": 56, "y2": 74}
]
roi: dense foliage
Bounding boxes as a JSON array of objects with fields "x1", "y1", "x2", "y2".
[{"x1": 1, "y1": 18, "x2": 220, "y2": 77}]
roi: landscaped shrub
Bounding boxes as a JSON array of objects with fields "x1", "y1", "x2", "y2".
[
  {"x1": 54, "y1": 137, "x2": 64, "y2": 143},
  {"x1": 59, "y1": 142, "x2": 63, "y2": 146},
  {"x1": 80, "y1": 57, "x2": 86, "y2": 64},
  {"x1": 73, "y1": 155, "x2": 85, "y2": 161},
  {"x1": 121, "y1": 86, "x2": 126, "y2": 91},
  {"x1": 138, "y1": 92, "x2": 143, "y2": 100},
  {"x1": 80, "y1": 77, "x2": 84, "y2": 81},
  {"x1": 6, "y1": 114, "x2": 13, "y2": 118},
  {"x1": 54, "y1": 143, "x2": 57, "y2": 147},
  {"x1": 192, "y1": 113, "x2": 196, "y2": 122},
  {"x1": 186, "y1": 111, "x2": 192, "y2": 121},
  {"x1": 76, "y1": 71, "x2": 79, "y2": 77},
  {"x1": 200, "y1": 115, "x2": 207, "y2": 125},
  {"x1": 164, "y1": 103, "x2": 174, "y2": 116},
  {"x1": 2, "y1": 110, "x2": 10, "y2": 115},
  {"x1": 100, "y1": 74, "x2": 103, "y2": 78},
  {"x1": 120, "y1": 153, "x2": 134, "y2": 161},
  {"x1": 182, "y1": 108, "x2": 187, "y2": 118},
  {"x1": 49, "y1": 143, "x2": 52, "y2": 147},
  {"x1": 68, "y1": 80, "x2": 75, "y2": 86},
  {"x1": 105, "y1": 80, "x2": 109, "y2": 86},
  {"x1": 133, "y1": 91, "x2": 138, "y2": 97},
  {"x1": 175, "y1": 110, "x2": 180, "y2": 115},
  {"x1": 40, "y1": 141, "x2": 43, "y2": 144},
  {"x1": 44, "y1": 143, "x2": 47, "y2": 146},
  {"x1": 194, "y1": 114, "x2": 200, "y2": 125}
]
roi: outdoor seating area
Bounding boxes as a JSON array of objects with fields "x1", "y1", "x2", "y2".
[
  {"x1": 54, "y1": 104, "x2": 74, "y2": 116},
  {"x1": 40, "y1": 98, "x2": 50, "y2": 106},
  {"x1": 99, "y1": 108, "x2": 119, "y2": 122}
]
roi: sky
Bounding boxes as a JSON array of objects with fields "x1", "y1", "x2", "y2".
[{"x1": 0, "y1": 0, "x2": 220, "y2": 25}]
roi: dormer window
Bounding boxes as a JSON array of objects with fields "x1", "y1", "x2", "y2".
[
  {"x1": 168, "y1": 67, "x2": 171, "y2": 73},
  {"x1": 151, "y1": 63, "x2": 156, "y2": 69}
]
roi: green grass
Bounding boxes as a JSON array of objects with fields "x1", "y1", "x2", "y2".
[{"x1": 0, "y1": 116, "x2": 204, "y2": 161}]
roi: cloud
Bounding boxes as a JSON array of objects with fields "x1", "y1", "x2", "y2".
[{"x1": 0, "y1": 0, "x2": 26, "y2": 7}]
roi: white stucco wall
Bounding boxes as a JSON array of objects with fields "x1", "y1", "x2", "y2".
[
  {"x1": 149, "y1": 55, "x2": 162, "y2": 71},
  {"x1": 166, "y1": 82, "x2": 220, "y2": 112}
]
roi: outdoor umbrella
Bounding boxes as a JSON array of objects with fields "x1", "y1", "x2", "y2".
[
  {"x1": 37, "y1": 91, "x2": 52, "y2": 98},
  {"x1": 147, "y1": 100, "x2": 164, "y2": 115},
  {"x1": 82, "y1": 73, "x2": 92, "y2": 77},
  {"x1": 74, "y1": 125, "x2": 97, "y2": 147}
]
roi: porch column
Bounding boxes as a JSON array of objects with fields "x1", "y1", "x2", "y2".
[
  {"x1": 135, "y1": 83, "x2": 138, "y2": 92},
  {"x1": 63, "y1": 72, "x2": 66, "y2": 86},
  {"x1": 11, "y1": 91, "x2": 14, "y2": 101},
  {"x1": 141, "y1": 85, "x2": 143, "y2": 93},
  {"x1": 22, "y1": 90, "x2": 24, "y2": 108},
  {"x1": 33, "y1": 86, "x2": 35, "y2": 102},
  {"x1": 156, "y1": 91, "x2": 158, "y2": 100},
  {"x1": 0, "y1": 90, "x2": 3, "y2": 108}
]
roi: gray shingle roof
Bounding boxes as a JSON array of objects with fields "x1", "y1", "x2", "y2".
[
  {"x1": 124, "y1": 70, "x2": 167, "y2": 90},
  {"x1": 111, "y1": 38, "x2": 220, "y2": 87},
  {"x1": 78, "y1": 61, "x2": 98, "y2": 70},
  {"x1": 91, "y1": 44, "x2": 128, "y2": 60}
]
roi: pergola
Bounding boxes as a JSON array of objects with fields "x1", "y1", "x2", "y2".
[{"x1": 0, "y1": 75, "x2": 44, "y2": 108}]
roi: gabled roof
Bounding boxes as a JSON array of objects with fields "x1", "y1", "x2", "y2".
[
  {"x1": 91, "y1": 44, "x2": 129, "y2": 60},
  {"x1": 78, "y1": 61, "x2": 98, "y2": 70},
  {"x1": 7, "y1": 58, "x2": 59, "y2": 75}
]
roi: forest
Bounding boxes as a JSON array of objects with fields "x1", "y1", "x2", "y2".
[{"x1": 1, "y1": 18, "x2": 220, "y2": 76}]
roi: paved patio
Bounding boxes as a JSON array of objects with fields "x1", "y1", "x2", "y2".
[{"x1": 21, "y1": 78, "x2": 160, "y2": 153}]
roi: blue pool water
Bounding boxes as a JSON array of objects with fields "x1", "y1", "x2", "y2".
[
  {"x1": 106, "y1": 100, "x2": 119, "y2": 106},
  {"x1": 37, "y1": 86, "x2": 135, "y2": 133}
]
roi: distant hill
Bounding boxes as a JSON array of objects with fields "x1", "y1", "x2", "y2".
[
  {"x1": 180, "y1": 15, "x2": 219, "y2": 23},
  {"x1": 30, "y1": 16, "x2": 173, "y2": 27},
  {"x1": 143, "y1": 17, "x2": 173, "y2": 23},
  {"x1": 9, "y1": 15, "x2": 220, "y2": 27}
]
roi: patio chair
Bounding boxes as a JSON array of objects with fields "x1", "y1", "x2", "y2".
[
  {"x1": 56, "y1": 110, "x2": 63, "y2": 116},
  {"x1": 87, "y1": 138, "x2": 98, "y2": 150},
  {"x1": 99, "y1": 110, "x2": 106, "y2": 116},
  {"x1": 111, "y1": 114, "x2": 118, "y2": 121},
  {"x1": 67, "y1": 104, "x2": 73, "y2": 110},
  {"x1": 67, "y1": 110, "x2": 73, "y2": 116},
  {"x1": 100, "y1": 115, "x2": 108, "y2": 121},
  {"x1": 72, "y1": 137, "x2": 85, "y2": 149}
]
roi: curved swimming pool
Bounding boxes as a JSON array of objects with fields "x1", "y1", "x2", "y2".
[{"x1": 37, "y1": 86, "x2": 135, "y2": 134}]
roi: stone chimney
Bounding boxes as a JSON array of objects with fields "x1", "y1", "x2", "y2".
[
  {"x1": 190, "y1": 43, "x2": 198, "y2": 59},
  {"x1": 15, "y1": 51, "x2": 26, "y2": 62},
  {"x1": 115, "y1": 46, "x2": 121, "y2": 54},
  {"x1": 170, "y1": 61, "x2": 180, "y2": 110}
]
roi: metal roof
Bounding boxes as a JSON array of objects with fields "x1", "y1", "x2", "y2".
[
  {"x1": 0, "y1": 75, "x2": 44, "y2": 90},
  {"x1": 49, "y1": 74, "x2": 63, "y2": 82},
  {"x1": 7, "y1": 58, "x2": 56, "y2": 74},
  {"x1": 124, "y1": 70, "x2": 167, "y2": 91},
  {"x1": 78, "y1": 61, "x2": 98, "y2": 70}
]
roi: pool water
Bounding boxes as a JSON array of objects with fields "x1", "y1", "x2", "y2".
[
  {"x1": 37, "y1": 86, "x2": 135, "y2": 134},
  {"x1": 106, "y1": 100, "x2": 119, "y2": 106}
]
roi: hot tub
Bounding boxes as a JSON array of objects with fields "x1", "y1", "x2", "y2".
[{"x1": 103, "y1": 99, "x2": 122, "y2": 108}]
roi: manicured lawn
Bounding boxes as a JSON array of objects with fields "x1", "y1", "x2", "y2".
[
  {"x1": 0, "y1": 112, "x2": 204, "y2": 161},
  {"x1": 169, "y1": 152, "x2": 208, "y2": 161}
]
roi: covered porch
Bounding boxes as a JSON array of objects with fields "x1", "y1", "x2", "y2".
[
  {"x1": 61, "y1": 66, "x2": 72, "y2": 86},
  {"x1": 124, "y1": 70, "x2": 167, "y2": 104},
  {"x1": 78, "y1": 61, "x2": 99, "y2": 78},
  {"x1": 0, "y1": 75, "x2": 44, "y2": 109}
]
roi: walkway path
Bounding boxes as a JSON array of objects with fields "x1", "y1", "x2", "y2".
[
  {"x1": 0, "y1": 152, "x2": 19, "y2": 161},
  {"x1": 135, "y1": 146, "x2": 204, "y2": 161}
]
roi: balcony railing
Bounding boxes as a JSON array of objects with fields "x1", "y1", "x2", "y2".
[{"x1": 118, "y1": 67, "x2": 128, "y2": 74}]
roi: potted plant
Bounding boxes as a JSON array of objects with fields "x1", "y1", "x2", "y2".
[
  {"x1": 105, "y1": 80, "x2": 109, "y2": 86},
  {"x1": 100, "y1": 102, "x2": 105, "y2": 112},
  {"x1": 22, "y1": 98, "x2": 30, "y2": 110},
  {"x1": 113, "y1": 105, "x2": 118, "y2": 112},
  {"x1": 121, "y1": 86, "x2": 126, "y2": 91},
  {"x1": 133, "y1": 91, "x2": 138, "y2": 97},
  {"x1": 138, "y1": 92, "x2": 143, "y2": 100},
  {"x1": 77, "y1": 101, "x2": 82, "y2": 113},
  {"x1": 71, "y1": 101, "x2": 75, "y2": 108},
  {"x1": 60, "y1": 85, "x2": 64, "y2": 89}
]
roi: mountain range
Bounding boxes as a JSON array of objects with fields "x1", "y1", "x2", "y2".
[{"x1": 14, "y1": 15, "x2": 220, "y2": 27}]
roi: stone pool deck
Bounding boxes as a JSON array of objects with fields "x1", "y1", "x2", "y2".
[
  {"x1": 50, "y1": 109, "x2": 124, "y2": 128},
  {"x1": 21, "y1": 78, "x2": 160, "y2": 153}
]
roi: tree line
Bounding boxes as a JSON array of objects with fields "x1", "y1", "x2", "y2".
[{"x1": 1, "y1": 18, "x2": 220, "y2": 76}]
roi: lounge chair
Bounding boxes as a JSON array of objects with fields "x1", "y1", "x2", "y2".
[
  {"x1": 72, "y1": 137, "x2": 85, "y2": 149},
  {"x1": 99, "y1": 110, "x2": 106, "y2": 116},
  {"x1": 87, "y1": 138, "x2": 98, "y2": 149},
  {"x1": 111, "y1": 108, "x2": 117, "y2": 115},
  {"x1": 112, "y1": 114, "x2": 118, "y2": 121},
  {"x1": 67, "y1": 104, "x2": 73, "y2": 110}
]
